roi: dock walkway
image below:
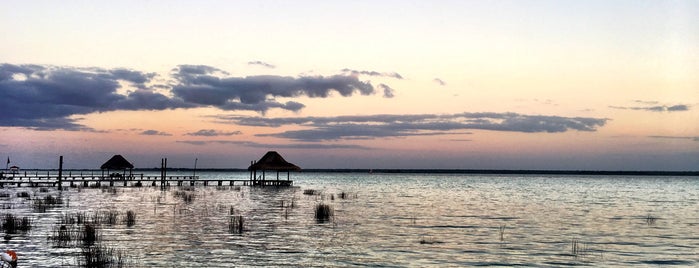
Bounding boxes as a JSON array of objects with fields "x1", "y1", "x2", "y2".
[{"x1": 0, "y1": 173, "x2": 292, "y2": 188}]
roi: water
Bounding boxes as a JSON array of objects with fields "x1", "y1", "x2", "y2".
[{"x1": 1, "y1": 172, "x2": 697, "y2": 267}]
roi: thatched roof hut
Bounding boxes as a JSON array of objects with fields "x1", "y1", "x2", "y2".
[
  {"x1": 248, "y1": 151, "x2": 300, "y2": 181},
  {"x1": 101, "y1": 155, "x2": 134, "y2": 177}
]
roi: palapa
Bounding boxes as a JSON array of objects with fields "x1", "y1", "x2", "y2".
[
  {"x1": 248, "y1": 151, "x2": 300, "y2": 171},
  {"x1": 248, "y1": 151, "x2": 300, "y2": 182},
  {"x1": 100, "y1": 155, "x2": 134, "y2": 178}
]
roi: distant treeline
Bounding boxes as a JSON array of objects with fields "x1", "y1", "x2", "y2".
[{"x1": 13, "y1": 168, "x2": 699, "y2": 176}]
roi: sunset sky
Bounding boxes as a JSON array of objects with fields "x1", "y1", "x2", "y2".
[{"x1": 1, "y1": 1, "x2": 698, "y2": 170}]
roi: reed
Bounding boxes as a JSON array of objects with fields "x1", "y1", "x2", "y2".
[
  {"x1": 314, "y1": 203, "x2": 333, "y2": 222},
  {"x1": 228, "y1": 215, "x2": 245, "y2": 234},
  {"x1": 124, "y1": 210, "x2": 136, "y2": 227},
  {"x1": 173, "y1": 190, "x2": 195, "y2": 204},
  {"x1": 80, "y1": 245, "x2": 128, "y2": 268},
  {"x1": 571, "y1": 238, "x2": 588, "y2": 257},
  {"x1": 646, "y1": 214, "x2": 657, "y2": 225},
  {"x1": 81, "y1": 224, "x2": 99, "y2": 246},
  {"x1": 303, "y1": 189, "x2": 317, "y2": 195},
  {"x1": 49, "y1": 225, "x2": 74, "y2": 247},
  {"x1": 102, "y1": 210, "x2": 119, "y2": 225},
  {"x1": 16, "y1": 192, "x2": 30, "y2": 199},
  {"x1": 499, "y1": 225, "x2": 506, "y2": 242},
  {"x1": 1, "y1": 213, "x2": 32, "y2": 234}
]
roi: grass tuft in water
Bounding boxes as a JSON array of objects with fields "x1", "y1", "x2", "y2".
[
  {"x1": 16, "y1": 192, "x2": 30, "y2": 199},
  {"x1": 314, "y1": 203, "x2": 334, "y2": 223},
  {"x1": 303, "y1": 189, "x2": 317, "y2": 195},
  {"x1": 228, "y1": 215, "x2": 244, "y2": 234},
  {"x1": 571, "y1": 238, "x2": 589, "y2": 258},
  {"x1": 646, "y1": 214, "x2": 657, "y2": 225},
  {"x1": 125, "y1": 211, "x2": 136, "y2": 227},
  {"x1": 80, "y1": 245, "x2": 129, "y2": 268},
  {"x1": 173, "y1": 190, "x2": 195, "y2": 204},
  {"x1": 1, "y1": 213, "x2": 32, "y2": 234}
]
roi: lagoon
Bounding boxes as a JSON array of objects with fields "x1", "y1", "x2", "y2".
[{"x1": 1, "y1": 172, "x2": 698, "y2": 267}]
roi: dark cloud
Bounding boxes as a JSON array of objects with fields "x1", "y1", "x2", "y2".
[
  {"x1": 378, "y1": 84, "x2": 395, "y2": 98},
  {"x1": 176, "y1": 140, "x2": 370, "y2": 149},
  {"x1": 171, "y1": 65, "x2": 375, "y2": 112},
  {"x1": 247, "y1": 61, "x2": 275, "y2": 68},
  {"x1": 0, "y1": 63, "x2": 184, "y2": 130},
  {"x1": 609, "y1": 103, "x2": 690, "y2": 112},
  {"x1": 216, "y1": 112, "x2": 608, "y2": 141},
  {"x1": 140, "y1": 129, "x2": 172, "y2": 136},
  {"x1": 433, "y1": 78, "x2": 446, "y2": 86},
  {"x1": 185, "y1": 129, "x2": 242, "y2": 136},
  {"x1": 1, "y1": 63, "x2": 384, "y2": 130},
  {"x1": 341, "y1": 68, "x2": 404, "y2": 79}
]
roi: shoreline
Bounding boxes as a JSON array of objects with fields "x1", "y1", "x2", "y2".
[{"x1": 5, "y1": 168, "x2": 699, "y2": 176}]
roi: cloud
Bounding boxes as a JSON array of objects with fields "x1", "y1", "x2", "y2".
[
  {"x1": 609, "y1": 102, "x2": 690, "y2": 112},
  {"x1": 433, "y1": 78, "x2": 446, "y2": 86},
  {"x1": 140, "y1": 129, "x2": 172, "y2": 136},
  {"x1": 247, "y1": 61, "x2": 275, "y2": 68},
  {"x1": 0, "y1": 63, "x2": 185, "y2": 130},
  {"x1": 0, "y1": 63, "x2": 385, "y2": 130},
  {"x1": 171, "y1": 65, "x2": 376, "y2": 112},
  {"x1": 176, "y1": 140, "x2": 371, "y2": 149},
  {"x1": 378, "y1": 84, "x2": 395, "y2": 98},
  {"x1": 216, "y1": 112, "x2": 608, "y2": 141},
  {"x1": 341, "y1": 68, "x2": 403, "y2": 79},
  {"x1": 185, "y1": 129, "x2": 242, "y2": 136}
]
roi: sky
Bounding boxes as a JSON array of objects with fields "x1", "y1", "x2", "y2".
[{"x1": 1, "y1": 0, "x2": 698, "y2": 170}]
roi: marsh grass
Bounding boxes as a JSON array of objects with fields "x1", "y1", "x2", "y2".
[
  {"x1": 17, "y1": 191, "x2": 31, "y2": 199},
  {"x1": 314, "y1": 203, "x2": 333, "y2": 223},
  {"x1": 499, "y1": 225, "x2": 506, "y2": 242},
  {"x1": 571, "y1": 239, "x2": 590, "y2": 258},
  {"x1": 173, "y1": 190, "x2": 195, "y2": 204},
  {"x1": 646, "y1": 214, "x2": 657, "y2": 226},
  {"x1": 80, "y1": 245, "x2": 128, "y2": 268},
  {"x1": 303, "y1": 189, "x2": 318, "y2": 195},
  {"x1": 33, "y1": 194, "x2": 64, "y2": 212},
  {"x1": 1, "y1": 213, "x2": 32, "y2": 234},
  {"x1": 124, "y1": 211, "x2": 136, "y2": 227},
  {"x1": 228, "y1": 215, "x2": 244, "y2": 234}
]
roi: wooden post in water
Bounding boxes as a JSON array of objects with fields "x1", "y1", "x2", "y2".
[{"x1": 57, "y1": 156, "x2": 63, "y2": 190}]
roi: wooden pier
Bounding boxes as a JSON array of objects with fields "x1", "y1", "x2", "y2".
[{"x1": 0, "y1": 173, "x2": 293, "y2": 188}]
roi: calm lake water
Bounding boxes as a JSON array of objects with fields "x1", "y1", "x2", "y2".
[{"x1": 1, "y1": 172, "x2": 698, "y2": 267}]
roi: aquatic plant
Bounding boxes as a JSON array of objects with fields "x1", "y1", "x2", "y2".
[
  {"x1": 314, "y1": 203, "x2": 333, "y2": 223},
  {"x1": 125, "y1": 211, "x2": 136, "y2": 227},
  {"x1": 80, "y1": 245, "x2": 128, "y2": 268},
  {"x1": 646, "y1": 214, "x2": 657, "y2": 225},
  {"x1": 82, "y1": 224, "x2": 99, "y2": 246},
  {"x1": 1, "y1": 213, "x2": 32, "y2": 234},
  {"x1": 499, "y1": 225, "x2": 506, "y2": 242},
  {"x1": 16, "y1": 191, "x2": 30, "y2": 199},
  {"x1": 229, "y1": 215, "x2": 245, "y2": 234},
  {"x1": 173, "y1": 190, "x2": 195, "y2": 204},
  {"x1": 303, "y1": 189, "x2": 317, "y2": 195},
  {"x1": 49, "y1": 224, "x2": 74, "y2": 247},
  {"x1": 102, "y1": 210, "x2": 119, "y2": 225},
  {"x1": 571, "y1": 238, "x2": 589, "y2": 258}
]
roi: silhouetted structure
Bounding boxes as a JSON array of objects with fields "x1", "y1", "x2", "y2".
[
  {"x1": 100, "y1": 155, "x2": 134, "y2": 178},
  {"x1": 248, "y1": 151, "x2": 300, "y2": 182}
]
